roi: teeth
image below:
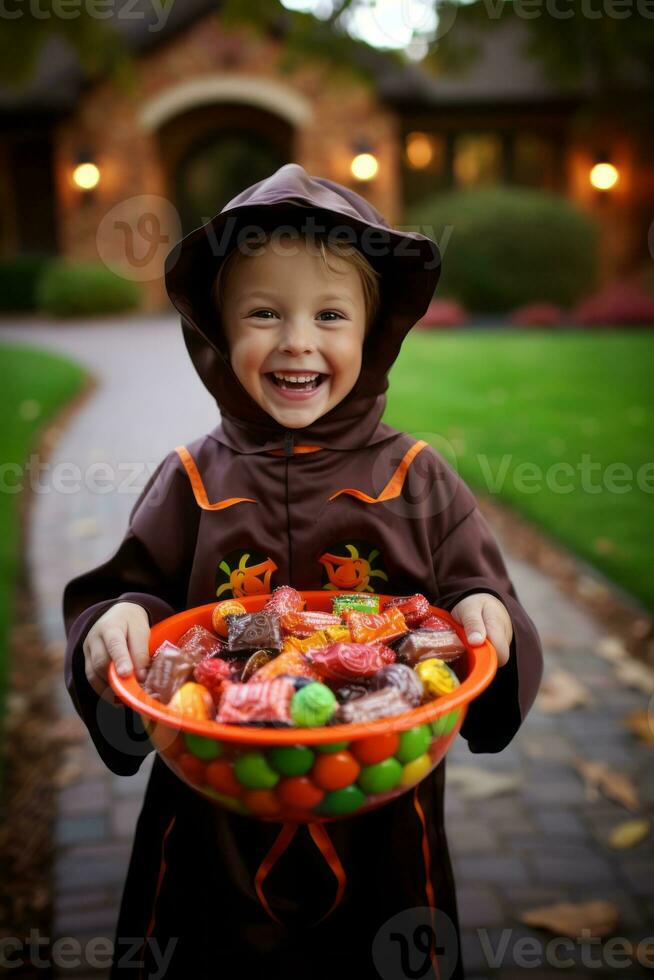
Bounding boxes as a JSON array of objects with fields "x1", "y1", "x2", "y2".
[{"x1": 272, "y1": 372, "x2": 320, "y2": 383}]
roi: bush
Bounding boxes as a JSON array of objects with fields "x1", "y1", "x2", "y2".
[
  {"x1": 416, "y1": 299, "x2": 467, "y2": 328},
  {"x1": 0, "y1": 256, "x2": 51, "y2": 312},
  {"x1": 573, "y1": 282, "x2": 654, "y2": 326},
  {"x1": 36, "y1": 260, "x2": 141, "y2": 317},
  {"x1": 511, "y1": 303, "x2": 566, "y2": 327},
  {"x1": 406, "y1": 187, "x2": 599, "y2": 313}
]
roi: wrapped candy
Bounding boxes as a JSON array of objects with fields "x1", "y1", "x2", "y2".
[
  {"x1": 344, "y1": 607, "x2": 408, "y2": 645},
  {"x1": 420, "y1": 614, "x2": 454, "y2": 632},
  {"x1": 263, "y1": 586, "x2": 305, "y2": 616},
  {"x1": 144, "y1": 641, "x2": 195, "y2": 704},
  {"x1": 211, "y1": 599, "x2": 247, "y2": 637},
  {"x1": 382, "y1": 594, "x2": 431, "y2": 628},
  {"x1": 415, "y1": 658, "x2": 460, "y2": 698},
  {"x1": 216, "y1": 678, "x2": 295, "y2": 724},
  {"x1": 369, "y1": 663, "x2": 424, "y2": 707},
  {"x1": 178, "y1": 625, "x2": 225, "y2": 663},
  {"x1": 280, "y1": 610, "x2": 342, "y2": 637},
  {"x1": 250, "y1": 648, "x2": 321, "y2": 683},
  {"x1": 396, "y1": 629, "x2": 465, "y2": 666},
  {"x1": 240, "y1": 649, "x2": 273, "y2": 682},
  {"x1": 226, "y1": 611, "x2": 283, "y2": 653},
  {"x1": 168, "y1": 681, "x2": 215, "y2": 720},
  {"x1": 334, "y1": 688, "x2": 412, "y2": 724},
  {"x1": 193, "y1": 657, "x2": 232, "y2": 706},
  {"x1": 332, "y1": 593, "x2": 380, "y2": 615},
  {"x1": 335, "y1": 682, "x2": 369, "y2": 704},
  {"x1": 309, "y1": 641, "x2": 395, "y2": 683},
  {"x1": 290, "y1": 682, "x2": 337, "y2": 727}
]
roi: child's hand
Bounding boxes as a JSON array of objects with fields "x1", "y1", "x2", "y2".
[
  {"x1": 83, "y1": 601, "x2": 151, "y2": 697},
  {"x1": 450, "y1": 593, "x2": 513, "y2": 666}
]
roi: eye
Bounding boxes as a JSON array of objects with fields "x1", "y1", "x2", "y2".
[
  {"x1": 317, "y1": 310, "x2": 345, "y2": 321},
  {"x1": 249, "y1": 309, "x2": 276, "y2": 319}
]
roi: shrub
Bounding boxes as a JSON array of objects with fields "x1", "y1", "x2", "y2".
[
  {"x1": 36, "y1": 260, "x2": 141, "y2": 317},
  {"x1": 0, "y1": 256, "x2": 51, "y2": 311},
  {"x1": 416, "y1": 299, "x2": 467, "y2": 328},
  {"x1": 406, "y1": 187, "x2": 599, "y2": 313},
  {"x1": 573, "y1": 282, "x2": 654, "y2": 326},
  {"x1": 511, "y1": 303, "x2": 566, "y2": 327}
]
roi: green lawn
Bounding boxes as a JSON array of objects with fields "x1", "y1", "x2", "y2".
[
  {"x1": 0, "y1": 343, "x2": 85, "y2": 780},
  {"x1": 387, "y1": 329, "x2": 654, "y2": 611}
]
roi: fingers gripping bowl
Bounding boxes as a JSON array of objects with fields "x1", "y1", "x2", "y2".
[{"x1": 109, "y1": 591, "x2": 497, "y2": 822}]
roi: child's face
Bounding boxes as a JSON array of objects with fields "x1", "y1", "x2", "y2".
[{"x1": 221, "y1": 237, "x2": 367, "y2": 429}]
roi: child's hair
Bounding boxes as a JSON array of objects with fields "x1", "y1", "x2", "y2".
[{"x1": 210, "y1": 229, "x2": 381, "y2": 335}]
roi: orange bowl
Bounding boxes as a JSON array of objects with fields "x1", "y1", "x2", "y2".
[{"x1": 109, "y1": 592, "x2": 497, "y2": 822}]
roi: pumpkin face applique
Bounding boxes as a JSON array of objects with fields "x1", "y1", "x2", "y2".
[
  {"x1": 318, "y1": 541, "x2": 389, "y2": 593},
  {"x1": 216, "y1": 549, "x2": 279, "y2": 599}
]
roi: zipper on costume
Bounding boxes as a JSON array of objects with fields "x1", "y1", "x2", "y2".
[{"x1": 283, "y1": 429, "x2": 294, "y2": 583}]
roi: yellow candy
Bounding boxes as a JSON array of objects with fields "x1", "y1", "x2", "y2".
[
  {"x1": 300, "y1": 626, "x2": 350, "y2": 653},
  {"x1": 415, "y1": 658, "x2": 460, "y2": 697},
  {"x1": 168, "y1": 682, "x2": 215, "y2": 720},
  {"x1": 400, "y1": 752, "x2": 432, "y2": 787}
]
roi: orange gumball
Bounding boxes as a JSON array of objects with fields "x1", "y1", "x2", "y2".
[
  {"x1": 352, "y1": 732, "x2": 400, "y2": 766},
  {"x1": 243, "y1": 789, "x2": 282, "y2": 817},
  {"x1": 212, "y1": 600, "x2": 246, "y2": 637},
  {"x1": 206, "y1": 759, "x2": 242, "y2": 796},
  {"x1": 311, "y1": 751, "x2": 360, "y2": 791},
  {"x1": 277, "y1": 776, "x2": 325, "y2": 810},
  {"x1": 177, "y1": 752, "x2": 207, "y2": 784}
]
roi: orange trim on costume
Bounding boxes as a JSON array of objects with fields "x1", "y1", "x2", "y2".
[
  {"x1": 308, "y1": 823, "x2": 347, "y2": 923},
  {"x1": 254, "y1": 822, "x2": 299, "y2": 925},
  {"x1": 268, "y1": 445, "x2": 323, "y2": 456},
  {"x1": 175, "y1": 445, "x2": 257, "y2": 511},
  {"x1": 328, "y1": 439, "x2": 428, "y2": 504},
  {"x1": 139, "y1": 815, "x2": 176, "y2": 980},
  {"x1": 413, "y1": 786, "x2": 441, "y2": 980}
]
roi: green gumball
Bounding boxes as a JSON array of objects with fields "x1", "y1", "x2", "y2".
[
  {"x1": 318, "y1": 785, "x2": 366, "y2": 816},
  {"x1": 291, "y1": 682, "x2": 337, "y2": 727},
  {"x1": 315, "y1": 740, "x2": 350, "y2": 753},
  {"x1": 233, "y1": 752, "x2": 280, "y2": 790},
  {"x1": 358, "y1": 758, "x2": 403, "y2": 795},
  {"x1": 396, "y1": 725, "x2": 432, "y2": 763},
  {"x1": 184, "y1": 733, "x2": 223, "y2": 761},
  {"x1": 268, "y1": 744, "x2": 315, "y2": 776}
]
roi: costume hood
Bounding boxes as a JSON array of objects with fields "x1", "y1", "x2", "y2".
[{"x1": 164, "y1": 163, "x2": 441, "y2": 453}]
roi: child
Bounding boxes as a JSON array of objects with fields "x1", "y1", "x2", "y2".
[{"x1": 63, "y1": 163, "x2": 543, "y2": 979}]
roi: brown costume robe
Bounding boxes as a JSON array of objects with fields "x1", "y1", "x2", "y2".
[{"x1": 63, "y1": 163, "x2": 543, "y2": 979}]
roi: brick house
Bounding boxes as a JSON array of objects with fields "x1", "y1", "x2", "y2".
[{"x1": 0, "y1": 0, "x2": 650, "y2": 311}]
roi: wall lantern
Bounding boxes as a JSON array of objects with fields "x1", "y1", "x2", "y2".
[
  {"x1": 72, "y1": 147, "x2": 100, "y2": 193},
  {"x1": 589, "y1": 154, "x2": 619, "y2": 192},
  {"x1": 405, "y1": 132, "x2": 433, "y2": 169},
  {"x1": 350, "y1": 140, "x2": 378, "y2": 182}
]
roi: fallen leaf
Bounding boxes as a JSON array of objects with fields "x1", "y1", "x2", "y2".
[
  {"x1": 50, "y1": 762, "x2": 83, "y2": 789},
  {"x1": 622, "y1": 709, "x2": 654, "y2": 745},
  {"x1": 536, "y1": 669, "x2": 593, "y2": 713},
  {"x1": 596, "y1": 636, "x2": 629, "y2": 663},
  {"x1": 519, "y1": 900, "x2": 619, "y2": 939},
  {"x1": 607, "y1": 819, "x2": 650, "y2": 849},
  {"x1": 571, "y1": 756, "x2": 640, "y2": 812},
  {"x1": 445, "y1": 765, "x2": 522, "y2": 800},
  {"x1": 613, "y1": 660, "x2": 654, "y2": 695}
]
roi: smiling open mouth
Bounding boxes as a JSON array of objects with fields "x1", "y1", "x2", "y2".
[{"x1": 266, "y1": 372, "x2": 328, "y2": 391}]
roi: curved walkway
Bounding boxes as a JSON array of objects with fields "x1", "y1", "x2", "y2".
[{"x1": 1, "y1": 316, "x2": 652, "y2": 979}]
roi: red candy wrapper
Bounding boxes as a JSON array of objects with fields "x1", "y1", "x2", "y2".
[
  {"x1": 193, "y1": 657, "x2": 233, "y2": 706},
  {"x1": 263, "y1": 585, "x2": 305, "y2": 616},
  {"x1": 144, "y1": 641, "x2": 194, "y2": 704},
  {"x1": 216, "y1": 678, "x2": 295, "y2": 724},
  {"x1": 420, "y1": 614, "x2": 453, "y2": 632},
  {"x1": 308, "y1": 641, "x2": 395, "y2": 683},
  {"x1": 382, "y1": 594, "x2": 430, "y2": 628},
  {"x1": 280, "y1": 610, "x2": 342, "y2": 637},
  {"x1": 178, "y1": 625, "x2": 225, "y2": 663},
  {"x1": 343, "y1": 606, "x2": 409, "y2": 645}
]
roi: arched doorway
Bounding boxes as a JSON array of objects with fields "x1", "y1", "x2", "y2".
[{"x1": 156, "y1": 103, "x2": 294, "y2": 235}]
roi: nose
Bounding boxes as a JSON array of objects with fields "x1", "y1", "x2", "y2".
[{"x1": 277, "y1": 320, "x2": 316, "y2": 355}]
